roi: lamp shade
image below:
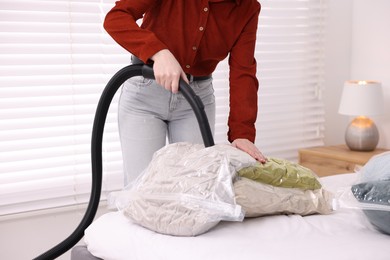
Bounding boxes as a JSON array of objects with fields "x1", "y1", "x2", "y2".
[{"x1": 338, "y1": 80, "x2": 384, "y2": 116}]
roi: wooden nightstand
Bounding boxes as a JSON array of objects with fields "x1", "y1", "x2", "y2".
[{"x1": 298, "y1": 144, "x2": 389, "y2": 177}]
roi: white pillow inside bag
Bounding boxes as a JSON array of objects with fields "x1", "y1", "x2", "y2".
[{"x1": 109, "y1": 142, "x2": 256, "y2": 236}]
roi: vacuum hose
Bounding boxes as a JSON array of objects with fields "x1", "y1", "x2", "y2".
[{"x1": 34, "y1": 64, "x2": 214, "y2": 259}]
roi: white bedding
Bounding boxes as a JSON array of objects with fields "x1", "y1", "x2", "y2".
[{"x1": 84, "y1": 173, "x2": 390, "y2": 260}]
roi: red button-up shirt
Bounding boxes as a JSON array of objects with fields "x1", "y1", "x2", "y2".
[{"x1": 104, "y1": 0, "x2": 261, "y2": 143}]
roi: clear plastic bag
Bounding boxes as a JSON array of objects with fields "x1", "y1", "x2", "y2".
[
  {"x1": 233, "y1": 157, "x2": 333, "y2": 217},
  {"x1": 333, "y1": 152, "x2": 390, "y2": 235},
  {"x1": 108, "y1": 142, "x2": 256, "y2": 236},
  {"x1": 333, "y1": 181, "x2": 390, "y2": 212},
  {"x1": 234, "y1": 177, "x2": 333, "y2": 217}
]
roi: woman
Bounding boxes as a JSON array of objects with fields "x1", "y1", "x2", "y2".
[{"x1": 104, "y1": 0, "x2": 266, "y2": 184}]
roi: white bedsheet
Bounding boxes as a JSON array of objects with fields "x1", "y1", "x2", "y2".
[{"x1": 84, "y1": 173, "x2": 390, "y2": 260}]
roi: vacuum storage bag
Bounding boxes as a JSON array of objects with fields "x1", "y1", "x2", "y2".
[
  {"x1": 234, "y1": 158, "x2": 333, "y2": 217},
  {"x1": 333, "y1": 152, "x2": 390, "y2": 235},
  {"x1": 109, "y1": 143, "x2": 338, "y2": 236},
  {"x1": 109, "y1": 142, "x2": 256, "y2": 236}
]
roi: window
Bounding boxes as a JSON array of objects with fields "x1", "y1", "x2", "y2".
[{"x1": 0, "y1": 0, "x2": 326, "y2": 216}]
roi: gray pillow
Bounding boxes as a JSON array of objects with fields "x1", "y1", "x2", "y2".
[
  {"x1": 351, "y1": 180, "x2": 390, "y2": 235},
  {"x1": 360, "y1": 152, "x2": 390, "y2": 182}
]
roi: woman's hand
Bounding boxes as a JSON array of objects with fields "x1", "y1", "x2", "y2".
[
  {"x1": 232, "y1": 138, "x2": 267, "y2": 163},
  {"x1": 150, "y1": 49, "x2": 189, "y2": 93}
]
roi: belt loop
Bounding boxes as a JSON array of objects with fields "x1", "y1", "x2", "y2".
[
  {"x1": 188, "y1": 74, "x2": 194, "y2": 83},
  {"x1": 131, "y1": 55, "x2": 144, "y2": 65}
]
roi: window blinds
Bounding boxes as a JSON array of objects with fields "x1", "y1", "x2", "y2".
[
  {"x1": 0, "y1": 0, "x2": 326, "y2": 216},
  {"x1": 0, "y1": 0, "x2": 130, "y2": 215},
  {"x1": 256, "y1": 0, "x2": 326, "y2": 158}
]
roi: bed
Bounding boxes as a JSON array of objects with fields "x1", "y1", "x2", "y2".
[{"x1": 71, "y1": 172, "x2": 390, "y2": 260}]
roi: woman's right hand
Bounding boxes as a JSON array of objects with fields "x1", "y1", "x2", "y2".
[{"x1": 150, "y1": 49, "x2": 189, "y2": 93}]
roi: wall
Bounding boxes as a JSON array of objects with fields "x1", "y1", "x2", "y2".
[
  {"x1": 323, "y1": 0, "x2": 353, "y2": 145},
  {"x1": 349, "y1": 0, "x2": 390, "y2": 148},
  {"x1": 0, "y1": 205, "x2": 110, "y2": 260},
  {"x1": 324, "y1": 0, "x2": 390, "y2": 149}
]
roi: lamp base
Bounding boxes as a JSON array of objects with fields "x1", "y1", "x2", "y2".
[{"x1": 345, "y1": 117, "x2": 379, "y2": 151}]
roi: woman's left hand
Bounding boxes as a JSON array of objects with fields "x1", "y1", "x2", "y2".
[{"x1": 232, "y1": 138, "x2": 267, "y2": 163}]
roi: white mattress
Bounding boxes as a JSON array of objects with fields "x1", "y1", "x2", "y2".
[{"x1": 84, "y1": 173, "x2": 390, "y2": 260}]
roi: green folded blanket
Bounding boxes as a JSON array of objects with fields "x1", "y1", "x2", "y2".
[{"x1": 237, "y1": 157, "x2": 321, "y2": 190}]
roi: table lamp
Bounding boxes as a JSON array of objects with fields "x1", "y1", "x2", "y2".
[{"x1": 338, "y1": 80, "x2": 384, "y2": 151}]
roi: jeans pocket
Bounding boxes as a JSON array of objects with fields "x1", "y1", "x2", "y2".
[
  {"x1": 127, "y1": 76, "x2": 154, "y2": 88},
  {"x1": 190, "y1": 79, "x2": 215, "y2": 104}
]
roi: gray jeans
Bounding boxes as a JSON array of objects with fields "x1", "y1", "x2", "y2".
[{"x1": 118, "y1": 76, "x2": 216, "y2": 185}]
